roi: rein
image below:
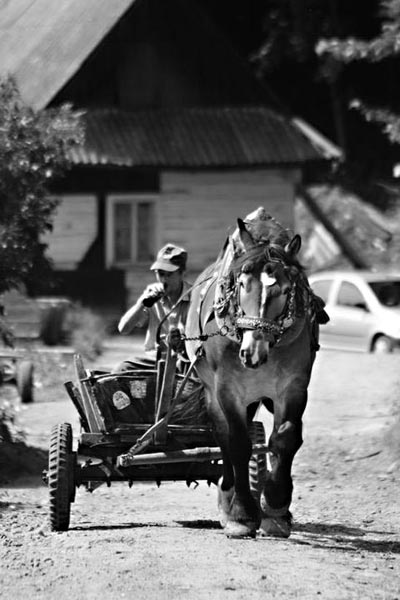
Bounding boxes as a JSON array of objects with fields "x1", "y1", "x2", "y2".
[
  {"x1": 156, "y1": 244, "x2": 308, "y2": 348},
  {"x1": 155, "y1": 273, "x2": 234, "y2": 346}
]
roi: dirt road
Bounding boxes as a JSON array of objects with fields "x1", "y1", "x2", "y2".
[{"x1": 1, "y1": 344, "x2": 400, "y2": 599}]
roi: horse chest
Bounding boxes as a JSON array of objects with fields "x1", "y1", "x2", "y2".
[{"x1": 219, "y1": 363, "x2": 279, "y2": 405}]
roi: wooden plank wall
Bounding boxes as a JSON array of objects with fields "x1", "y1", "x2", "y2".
[
  {"x1": 123, "y1": 168, "x2": 300, "y2": 306},
  {"x1": 160, "y1": 169, "x2": 300, "y2": 271},
  {"x1": 42, "y1": 194, "x2": 98, "y2": 269}
]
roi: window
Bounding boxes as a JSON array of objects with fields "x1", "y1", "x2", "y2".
[
  {"x1": 337, "y1": 282, "x2": 366, "y2": 308},
  {"x1": 369, "y1": 281, "x2": 400, "y2": 307},
  {"x1": 106, "y1": 195, "x2": 158, "y2": 267},
  {"x1": 310, "y1": 279, "x2": 332, "y2": 304}
]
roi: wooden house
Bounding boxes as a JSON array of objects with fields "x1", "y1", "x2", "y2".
[{"x1": 0, "y1": 0, "x2": 341, "y2": 323}]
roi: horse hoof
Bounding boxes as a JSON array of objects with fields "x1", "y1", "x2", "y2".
[
  {"x1": 224, "y1": 521, "x2": 257, "y2": 539},
  {"x1": 259, "y1": 516, "x2": 292, "y2": 538}
]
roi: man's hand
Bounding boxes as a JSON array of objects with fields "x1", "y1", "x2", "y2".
[{"x1": 141, "y1": 284, "x2": 165, "y2": 307}]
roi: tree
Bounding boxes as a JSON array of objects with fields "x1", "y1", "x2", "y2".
[
  {"x1": 252, "y1": 0, "x2": 381, "y2": 155},
  {"x1": 317, "y1": 0, "x2": 400, "y2": 146},
  {"x1": 0, "y1": 77, "x2": 84, "y2": 295}
]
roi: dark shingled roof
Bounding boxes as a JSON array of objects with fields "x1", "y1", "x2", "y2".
[{"x1": 70, "y1": 107, "x2": 326, "y2": 168}]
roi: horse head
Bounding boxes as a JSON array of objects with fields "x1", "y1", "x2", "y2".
[{"x1": 230, "y1": 218, "x2": 303, "y2": 369}]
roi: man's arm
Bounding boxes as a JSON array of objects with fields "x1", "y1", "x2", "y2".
[
  {"x1": 118, "y1": 300, "x2": 148, "y2": 334},
  {"x1": 118, "y1": 283, "x2": 164, "y2": 334}
]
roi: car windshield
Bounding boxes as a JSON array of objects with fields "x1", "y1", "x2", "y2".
[{"x1": 369, "y1": 281, "x2": 400, "y2": 307}]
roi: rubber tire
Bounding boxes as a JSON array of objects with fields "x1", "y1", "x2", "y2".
[
  {"x1": 372, "y1": 335, "x2": 393, "y2": 354},
  {"x1": 48, "y1": 423, "x2": 74, "y2": 531},
  {"x1": 17, "y1": 360, "x2": 34, "y2": 403},
  {"x1": 248, "y1": 420, "x2": 268, "y2": 502}
]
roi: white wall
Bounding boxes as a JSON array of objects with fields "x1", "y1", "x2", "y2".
[
  {"x1": 160, "y1": 169, "x2": 300, "y2": 270},
  {"x1": 42, "y1": 195, "x2": 97, "y2": 269},
  {"x1": 123, "y1": 168, "x2": 300, "y2": 304}
]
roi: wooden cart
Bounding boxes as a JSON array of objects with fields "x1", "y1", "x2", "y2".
[{"x1": 44, "y1": 339, "x2": 268, "y2": 531}]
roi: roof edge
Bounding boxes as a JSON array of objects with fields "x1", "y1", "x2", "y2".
[{"x1": 292, "y1": 117, "x2": 343, "y2": 162}]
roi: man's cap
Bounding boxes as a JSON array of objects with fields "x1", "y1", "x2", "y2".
[{"x1": 150, "y1": 244, "x2": 187, "y2": 272}]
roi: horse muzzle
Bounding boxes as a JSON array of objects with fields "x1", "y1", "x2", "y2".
[{"x1": 239, "y1": 330, "x2": 270, "y2": 369}]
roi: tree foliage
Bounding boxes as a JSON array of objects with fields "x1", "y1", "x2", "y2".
[
  {"x1": 317, "y1": 1, "x2": 400, "y2": 63},
  {"x1": 317, "y1": 0, "x2": 400, "y2": 145},
  {"x1": 0, "y1": 77, "x2": 84, "y2": 294}
]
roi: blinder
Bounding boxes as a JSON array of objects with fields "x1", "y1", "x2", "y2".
[
  {"x1": 219, "y1": 256, "x2": 298, "y2": 346},
  {"x1": 235, "y1": 283, "x2": 296, "y2": 345},
  {"x1": 212, "y1": 233, "x2": 302, "y2": 347}
]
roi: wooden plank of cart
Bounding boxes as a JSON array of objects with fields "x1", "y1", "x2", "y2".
[{"x1": 44, "y1": 332, "x2": 269, "y2": 532}]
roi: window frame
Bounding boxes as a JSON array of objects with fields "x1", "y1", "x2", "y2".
[
  {"x1": 106, "y1": 194, "x2": 159, "y2": 268},
  {"x1": 310, "y1": 278, "x2": 333, "y2": 304}
]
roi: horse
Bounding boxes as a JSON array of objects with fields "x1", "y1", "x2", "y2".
[{"x1": 185, "y1": 207, "x2": 327, "y2": 539}]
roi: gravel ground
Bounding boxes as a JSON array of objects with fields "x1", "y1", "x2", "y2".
[{"x1": 0, "y1": 342, "x2": 400, "y2": 599}]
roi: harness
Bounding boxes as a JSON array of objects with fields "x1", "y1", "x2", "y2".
[
  {"x1": 235, "y1": 283, "x2": 296, "y2": 343},
  {"x1": 210, "y1": 238, "x2": 308, "y2": 347},
  {"x1": 156, "y1": 237, "x2": 326, "y2": 352}
]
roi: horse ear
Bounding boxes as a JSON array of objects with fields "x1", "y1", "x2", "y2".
[
  {"x1": 237, "y1": 218, "x2": 254, "y2": 251},
  {"x1": 285, "y1": 234, "x2": 302, "y2": 257}
]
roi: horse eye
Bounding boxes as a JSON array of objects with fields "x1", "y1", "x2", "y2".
[
  {"x1": 264, "y1": 263, "x2": 276, "y2": 276},
  {"x1": 242, "y1": 261, "x2": 254, "y2": 274}
]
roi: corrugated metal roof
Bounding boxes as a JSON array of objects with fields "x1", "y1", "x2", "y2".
[
  {"x1": 69, "y1": 106, "x2": 326, "y2": 168},
  {"x1": 0, "y1": 0, "x2": 136, "y2": 109}
]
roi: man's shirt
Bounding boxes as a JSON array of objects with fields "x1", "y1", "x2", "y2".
[{"x1": 134, "y1": 281, "x2": 191, "y2": 352}]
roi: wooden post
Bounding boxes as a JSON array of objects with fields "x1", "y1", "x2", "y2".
[{"x1": 154, "y1": 345, "x2": 177, "y2": 444}]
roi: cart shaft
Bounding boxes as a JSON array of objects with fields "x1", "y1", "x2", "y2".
[{"x1": 117, "y1": 443, "x2": 269, "y2": 468}]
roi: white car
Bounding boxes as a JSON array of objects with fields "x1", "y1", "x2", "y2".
[{"x1": 308, "y1": 270, "x2": 400, "y2": 353}]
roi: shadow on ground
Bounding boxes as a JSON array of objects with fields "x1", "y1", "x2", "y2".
[{"x1": 293, "y1": 521, "x2": 400, "y2": 554}]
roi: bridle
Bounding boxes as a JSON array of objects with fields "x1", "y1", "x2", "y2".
[
  {"x1": 213, "y1": 244, "x2": 300, "y2": 347},
  {"x1": 235, "y1": 285, "x2": 296, "y2": 344}
]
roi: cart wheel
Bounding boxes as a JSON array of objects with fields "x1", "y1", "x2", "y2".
[
  {"x1": 48, "y1": 423, "x2": 75, "y2": 531},
  {"x1": 17, "y1": 360, "x2": 34, "y2": 403},
  {"x1": 248, "y1": 421, "x2": 268, "y2": 502}
]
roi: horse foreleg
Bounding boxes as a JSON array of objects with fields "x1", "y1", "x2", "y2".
[
  {"x1": 210, "y1": 391, "x2": 260, "y2": 538},
  {"x1": 225, "y1": 415, "x2": 261, "y2": 538},
  {"x1": 203, "y1": 390, "x2": 235, "y2": 528},
  {"x1": 260, "y1": 419, "x2": 303, "y2": 538}
]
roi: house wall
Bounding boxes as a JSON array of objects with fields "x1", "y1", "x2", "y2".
[
  {"x1": 124, "y1": 168, "x2": 301, "y2": 304},
  {"x1": 43, "y1": 168, "x2": 301, "y2": 320},
  {"x1": 42, "y1": 194, "x2": 97, "y2": 269}
]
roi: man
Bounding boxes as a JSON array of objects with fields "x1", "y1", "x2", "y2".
[{"x1": 117, "y1": 243, "x2": 190, "y2": 367}]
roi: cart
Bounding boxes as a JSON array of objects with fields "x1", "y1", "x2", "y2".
[{"x1": 44, "y1": 335, "x2": 269, "y2": 531}]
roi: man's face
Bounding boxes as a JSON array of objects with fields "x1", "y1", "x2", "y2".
[{"x1": 155, "y1": 269, "x2": 183, "y2": 295}]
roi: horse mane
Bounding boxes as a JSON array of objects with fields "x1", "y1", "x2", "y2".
[
  {"x1": 230, "y1": 235, "x2": 304, "y2": 275},
  {"x1": 228, "y1": 207, "x2": 304, "y2": 274}
]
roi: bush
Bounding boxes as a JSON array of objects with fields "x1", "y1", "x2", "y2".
[
  {"x1": 0, "y1": 76, "x2": 84, "y2": 294},
  {"x1": 0, "y1": 400, "x2": 24, "y2": 444},
  {"x1": 64, "y1": 304, "x2": 106, "y2": 360}
]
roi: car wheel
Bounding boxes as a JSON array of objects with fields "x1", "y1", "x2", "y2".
[{"x1": 372, "y1": 335, "x2": 393, "y2": 354}]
